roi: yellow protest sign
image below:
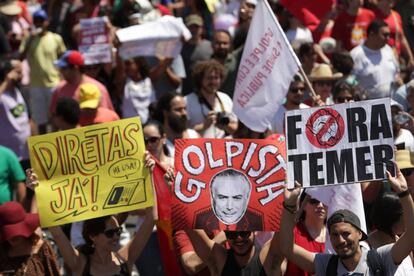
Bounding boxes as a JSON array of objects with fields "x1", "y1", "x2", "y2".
[{"x1": 28, "y1": 117, "x2": 153, "y2": 227}]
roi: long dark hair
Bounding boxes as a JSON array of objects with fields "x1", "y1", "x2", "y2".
[{"x1": 78, "y1": 216, "x2": 111, "y2": 255}]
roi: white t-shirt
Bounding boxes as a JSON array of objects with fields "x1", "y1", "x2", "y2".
[
  {"x1": 185, "y1": 91, "x2": 237, "y2": 138},
  {"x1": 165, "y1": 129, "x2": 199, "y2": 158},
  {"x1": 351, "y1": 44, "x2": 399, "y2": 99},
  {"x1": 395, "y1": 128, "x2": 414, "y2": 152},
  {"x1": 269, "y1": 103, "x2": 310, "y2": 135},
  {"x1": 122, "y1": 77, "x2": 155, "y2": 124}
]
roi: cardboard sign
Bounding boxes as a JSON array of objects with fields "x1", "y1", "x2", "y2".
[
  {"x1": 79, "y1": 17, "x2": 112, "y2": 65},
  {"x1": 28, "y1": 118, "x2": 153, "y2": 227},
  {"x1": 116, "y1": 15, "x2": 191, "y2": 59},
  {"x1": 286, "y1": 99, "x2": 394, "y2": 188},
  {"x1": 172, "y1": 138, "x2": 286, "y2": 231}
]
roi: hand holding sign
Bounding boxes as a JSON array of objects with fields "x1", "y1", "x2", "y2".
[{"x1": 386, "y1": 164, "x2": 409, "y2": 194}]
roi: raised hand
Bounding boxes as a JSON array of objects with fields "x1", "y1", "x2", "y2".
[
  {"x1": 144, "y1": 151, "x2": 155, "y2": 172},
  {"x1": 25, "y1": 168, "x2": 39, "y2": 190},
  {"x1": 387, "y1": 165, "x2": 409, "y2": 194},
  {"x1": 283, "y1": 181, "x2": 302, "y2": 206}
]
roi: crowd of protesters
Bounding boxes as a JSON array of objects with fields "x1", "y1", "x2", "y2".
[{"x1": 1, "y1": 0, "x2": 414, "y2": 275}]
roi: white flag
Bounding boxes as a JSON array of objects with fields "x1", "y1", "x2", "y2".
[
  {"x1": 233, "y1": 0, "x2": 301, "y2": 132},
  {"x1": 306, "y1": 183, "x2": 367, "y2": 253}
]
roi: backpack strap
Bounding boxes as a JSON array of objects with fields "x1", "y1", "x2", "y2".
[
  {"x1": 367, "y1": 249, "x2": 384, "y2": 276},
  {"x1": 326, "y1": 254, "x2": 339, "y2": 276}
]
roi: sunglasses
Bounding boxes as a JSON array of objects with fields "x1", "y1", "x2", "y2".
[
  {"x1": 225, "y1": 231, "x2": 252, "y2": 240},
  {"x1": 144, "y1": 136, "x2": 161, "y2": 144},
  {"x1": 336, "y1": 96, "x2": 353, "y2": 103},
  {"x1": 289, "y1": 87, "x2": 304, "y2": 94},
  {"x1": 308, "y1": 198, "x2": 321, "y2": 205},
  {"x1": 401, "y1": 168, "x2": 414, "y2": 177},
  {"x1": 103, "y1": 227, "x2": 122, "y2": 238}
]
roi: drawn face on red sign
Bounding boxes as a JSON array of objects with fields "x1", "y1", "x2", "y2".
[
  {"x1": 305, "y1": 108, "x2": 345, "y2": 149},
  {"x1": 172, "y1": 138, "x2": 286, "y2": 232}
]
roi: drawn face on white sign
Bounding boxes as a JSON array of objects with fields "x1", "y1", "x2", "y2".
[{"x1": 210, "y1": 170, "x2": 251, "y2": 224}]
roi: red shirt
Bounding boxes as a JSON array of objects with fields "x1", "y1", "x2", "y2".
[
  {"x1": 332, "y1": 8, "x2": 375, "y2": 51},
  {"x1": 285, "y1": 221, "x2": 325, "y2": 276},
  {"x1": 173, "y1": 230, "x2": 211, "y2": 276},
  {"x1": 374, "y1": 9, "x2": 403, "y2": 55},
  {"x1": 50, "y1": 75, "x2": 114, "y2": 114},
  {"x1": 79, "y1": 107, "x2": 119, "y2": 126}
]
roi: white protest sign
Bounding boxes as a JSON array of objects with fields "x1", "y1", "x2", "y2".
[
  {"x1": 232, "y1": 0, "x2": 300, "y2": 132},
  {"x1": 116, "y1": 15, "x2": 191, "y2": 59},
  {"x1": 79, "y1": 17, "x2": 112, "y2": 65},
  {"x1": 286, "y1": 98, "x2": 394, "y2": 188}
]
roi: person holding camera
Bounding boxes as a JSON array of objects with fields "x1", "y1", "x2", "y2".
[{"x1": 185, "y1": 59, "x2": 238, "y2": 138}]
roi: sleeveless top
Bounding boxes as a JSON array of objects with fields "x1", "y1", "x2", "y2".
[
  {"x1": 0, "y1": 240, "x2": 60, "y2": 276},
  {"x1": 82, "y1": 253, "x2": 130, "y2": 276},
  {"x1": 221, "y1": 247, "x2": 267, "y2": 276}
]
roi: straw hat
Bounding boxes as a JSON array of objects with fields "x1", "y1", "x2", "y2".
[
  {"x1": 0, "y1": 0, "x2": 21, "y2": 16},
  {"x1": 0, "y1": 201, "x2": 39, "y2": 242},
  {"x1": 395, "y1": 149, "x2": 414, "y2": 170},
  {"x1": 310, "y1": 64, "x2": 343, "y2": 81}
]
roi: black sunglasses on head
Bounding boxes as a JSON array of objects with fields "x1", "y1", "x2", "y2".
[
  {"x1": 225, "y1": 231, "x2": 252, "y2": 240},
  {"x1": 103, "y1": 227, "x2": 122, "y2": 238}
]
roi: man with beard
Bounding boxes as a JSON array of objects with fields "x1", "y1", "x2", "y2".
[
  {"x1": 269, "y1": 74, "x2": 309, "y2": 134},
  {"x1": 185, "y1": 60, "x2": 238, "y2": 138},
  {"x1": 154, "y1": 92, "x2": 199, "y2": 158},
  {"x1": 186, "y1": 229, "x2": 284, "y2": 275},
  {"x1": 280, "y1": 166, "x2": 414, "y2": 275},
  {"x1": 211, "y1": 30, "x2": 232, "y2": 65}
]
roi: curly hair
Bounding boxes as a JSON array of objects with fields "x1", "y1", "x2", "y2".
[{"x1": 192, "y1": 60, "x2": 225, "y2": 91}]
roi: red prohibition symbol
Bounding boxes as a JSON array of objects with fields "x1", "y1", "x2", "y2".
[{"x1": 305, "y1": 108, "x2": 345, "y2": 149}]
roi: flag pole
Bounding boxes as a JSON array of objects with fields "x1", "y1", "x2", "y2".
[
  {"x1": 262, "y1": 0, "x2": 318, "y2": 100},
  {"x1": 299, "y1": 66, "x2": 318, "y2": 99}
]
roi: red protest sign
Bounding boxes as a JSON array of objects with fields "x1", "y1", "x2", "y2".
[{"x1": 172, "y1": 138, "x2": 286, "y2": 231}]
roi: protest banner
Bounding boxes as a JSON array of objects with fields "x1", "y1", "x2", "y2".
[
  {"x1": 172, "y1": 138, "x2": 286, "y2": 231},
  {"x1": 28, "y1": 117, "x2": 153, "y2": 227},
  {"x1": 286, "y1": 98, "x2": 394, "y2": 188},
  {"x1": 233, "y1": 0, "x2": 301, "y2": 132},
  {"x1": 116, "y1": 15, "x2": 191, "y2": 60},
  {"x1": 79, "y1": 17, "x2": 112, "y2": 65}
]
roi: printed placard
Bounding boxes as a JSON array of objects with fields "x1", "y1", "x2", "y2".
[
  {"x1": 28, "y1": 117, "x2": 153, "y2": 227},
  {"x1": 172, "y1": 138, "x2": 286, "y2": 231},
  {"x1": 79, "y1": 17, "x2": 112, "y2": 65},
  {"x1": 285, "y1": 99, "x2": 394, "y2": 188}
]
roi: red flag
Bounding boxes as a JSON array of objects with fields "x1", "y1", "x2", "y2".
[
  {"x1": 280, "y1": 0, "x2": 334, "y2": 31},
  {"x1": 152, "y1": 161, "x2": 181, "y2": 275}
]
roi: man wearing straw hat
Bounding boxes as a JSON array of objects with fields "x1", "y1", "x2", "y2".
[{"x1": 305, "y1": 63, "x2": 343, "y2": 106}]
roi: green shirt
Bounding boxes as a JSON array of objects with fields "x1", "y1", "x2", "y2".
[{"x1": 0, "y1": 146, "x2": 26, "y2": 204}]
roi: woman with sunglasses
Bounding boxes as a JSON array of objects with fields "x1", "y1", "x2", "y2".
[
  {"x1": 26, "y1": 152, "x2": 156, "y2": 276},
  {"x1": 332, "y1": 81, "x2": 356, "y2": 104},
  {"x1": 285, "y1": 192, "x2": 327, "y2": 276},
  {"x1": 143, "y1": 120, "x2": 173, "y2": 170}
]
